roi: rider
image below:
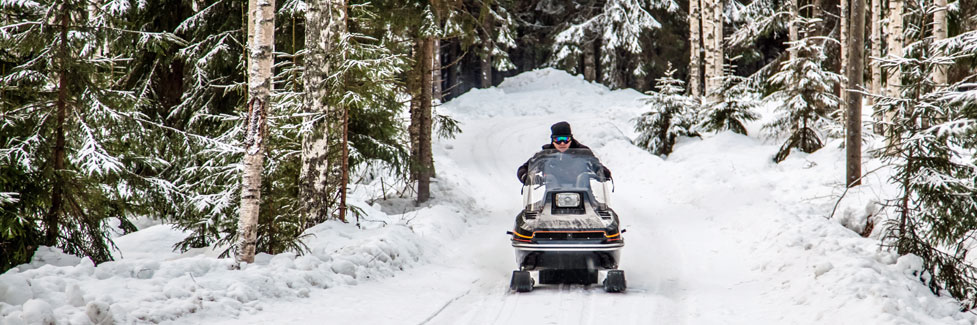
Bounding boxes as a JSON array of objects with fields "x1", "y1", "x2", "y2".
[{"x1": 516, "y1": 121, "x2": 612, "y2": 185}]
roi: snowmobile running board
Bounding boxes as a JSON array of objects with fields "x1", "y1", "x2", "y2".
[{"x1": 511, "y1": 243, "x2": 624, "y2": 251}]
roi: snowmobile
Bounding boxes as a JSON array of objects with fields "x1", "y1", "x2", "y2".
[{"x1": 508, "y1": 148, "x2": 626, "y2": 292}]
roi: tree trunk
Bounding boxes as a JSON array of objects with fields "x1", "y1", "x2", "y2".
[
  {"x1": 846, "y1": 0, "x2": 865, "y2": 187},
  {"x1": 931, "y1": 0, "x2": 947, "y2": 86},
  {"x1": 338, "y1": 84, "x2": 350, "y2": 223},
  {"x1": 702, "y1": 0, "x2": 717, "y2": 98},
  {"x1": 46, "y1": 4, "x2": 70, "y2": 245},
  {"x1": 870, "y1": 0, "x2": 882, "y2": 106},
  {"x1": 885, "y1": 0, "x2": 904, "y2": 153},
  {"x1": 839, "y1": 0, "x2": 849, "y2": 124},
  {"x1": 237, "y1": 0, "x2": 275, "y2": 265},
  {"x1": 584, "y1": 37, "x2": 596, "y2": 82},
  {"x1": 788, "y1": 0, "x2": 799, "y2": 59},
  {"x1": 446, "y1": 39, "x2": 461, "y2": 100},
  {"x1": 410, "y1": 38, "x2": 435, "y2": 204},
  {"x1": 433, "y1": 38, "x2": 443, "y2": 103},
  {"x1": 300, "y1": 0, "x2": 345, "y2": 224},
  {"x1": 480, "y1": 9, "x2": 493, "y2": 88},
  {"x1": 711, "y1": 0, "x2": 723, "y2": 103},
  {"x1": 419, "y1": 38, "x2": 434, "y2": 203},
  {"x1": 689, "y1": 0, "x2": 703, "y2": 97}
]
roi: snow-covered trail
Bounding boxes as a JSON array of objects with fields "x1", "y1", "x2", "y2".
[
  {"x1": 205, "y1": 69, "x2": 970, "y2": 325},
  {"x1": 215, "y1": 71, "x2": 780, "y2": 324},
  {"x1": 5, "y1": 69, "x2": 972, "y2": 325}
]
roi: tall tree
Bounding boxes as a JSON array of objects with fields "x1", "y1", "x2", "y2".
[
  {"x1": 237, "y1": 0, "x2": 276, "y2": 264},
  {"x1": 878, "y1": 26, "x2": 977, "y2": 310},
  {"x1": 845, "y1": 0, "x2": 865, "y2": 187},
  {"x1": 0, "y1": 0, "x2": 181, "y2": 270},
  {"x1": 689, "y1": 0, "x2": 704, "y2": 97},
  {"x1": 549, "y1": 0, "x2": 677, "y2": 88},
  {"x1": 480, "y1": 3, "x2": 494, "y2": 88},
  {"x1": 870, "y1": 0, "x2": 882, "y2": 105},
  {"x1": 931, "y1": 0, "x2": 948, "y2": 87},
  {"x1": 709, "y1": 0, "x2": 724, "y2": 102},
  {"x1": 884, "y1": 0, "x2": 905, "y2": 153},
  {"x1": 839, "y1": 0, "x2": 848, "y2": 117},
  {"x1": 702, "y1": 0, "x2": 721, "y2": 98},
  {"x1": 408, "y1": 6, "x2": 439, "y2": 205},
  {"x1": 300, "y1": 0, "x2": 346, "y2": 224}
]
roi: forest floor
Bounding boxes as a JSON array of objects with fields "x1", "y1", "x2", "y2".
[{"x1": 2, "y1": 69, "x2": 973, "y2": 324}]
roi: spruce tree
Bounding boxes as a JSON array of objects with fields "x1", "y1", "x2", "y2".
[
  {"x1": 0, "y1": 0, "x2": 181, "y2": 269},
  {"x1": 549, "y1": 0, "x2": 678, "y2": 88},
  {"x1": 634, "y1": 63, "x2": 700, "y2": 157},
  {"x1": 699, "y1": 62, "x2": 760, "y2": 135},
  {"x1": 876, "y1": 14, "x2": 977, "y2": 310},
  {"x1": 763, "y1": 16, "x2": 841, "y2": 162}
]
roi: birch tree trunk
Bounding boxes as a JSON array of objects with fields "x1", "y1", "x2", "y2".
[
  {"x1": 300, "y1": 0, "x2": 345, "y2": 225},
  {"x1": 711, "y1": 0, "x2": 723, "y2": 103},
  {"x1": 689, "y1": 0, "x2": 703, "y2": 97},
  {"x1": 839, "y1": 0, "x2": 849, "y2": 123},
  {"x1": 870, "y1": 0, "x2": 882, "y2": 105},
  {"x1": 702, "y1": 0, "x2": 717, "y2": 98},
  {"x1": 846, "y1": 0, "x2": 865, "y2": 187},
  {"x1": 885, "y1": 0, "x2": 904, "y2": 153},
  {"x1": 931, "y1": 0, "x2": 948, "y2": 86},
  {"x1": 788, "y1": 0, "x2": 798, "y2": 59},
  {"x1": 237, "y1": 0, "x2": 275, "y2": 264}
]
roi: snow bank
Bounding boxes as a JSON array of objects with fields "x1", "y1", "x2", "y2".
[{"x1": 0, "y1": 176, "x2": 478, "y2": 323}]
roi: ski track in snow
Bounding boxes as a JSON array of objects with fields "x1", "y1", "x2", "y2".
[{"x1": 3, "y1": 69, "x2": 974, "y2": 325}]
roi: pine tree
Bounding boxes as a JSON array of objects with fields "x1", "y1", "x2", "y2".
[
  {"x1": 159, "y1": 0, "x2": 407, "y2": 256},
  {"x1": 634, "y1": 63, "x2": 700, "y2": 157},
  {"x1": 699, "y1": 63, "x2": 760, "y2": 135},
  {"x1": 876, "y1": 11, "x2": 977, "y2": 309},
  {"x1": 763, "y1": 16, "x2": 841, "y2": 163},
  {"x1": 0, "y1": 0, "x2": 181, "y2": 270},
  {"x1": 549, "y1": 0, "x2": 678, "y2": 88}
]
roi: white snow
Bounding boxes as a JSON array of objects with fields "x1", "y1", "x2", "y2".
[{"x1": 1, "y1": 68, "x2": 974, "y2": 324}]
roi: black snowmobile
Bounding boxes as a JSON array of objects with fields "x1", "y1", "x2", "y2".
[{"x1": 508, "y1": 149, "x2": 626, "y2": 292}]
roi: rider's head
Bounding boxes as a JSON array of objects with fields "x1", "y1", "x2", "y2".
[{"x1": 550, "y1": 121, "x2": 573, "y2": 152}]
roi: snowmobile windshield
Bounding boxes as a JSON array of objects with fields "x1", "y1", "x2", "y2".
[{"x1": 523, "y1": 149, "x2": 611, "y2": 212}]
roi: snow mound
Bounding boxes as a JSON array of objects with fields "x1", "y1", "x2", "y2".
[{"x1": 0, "y1": 176, "x2": 478, "y2": 324}]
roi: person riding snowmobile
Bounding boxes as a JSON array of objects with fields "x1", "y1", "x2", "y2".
[{"x1": 516, "y1": 121, "x2": 612, "y2": 185}]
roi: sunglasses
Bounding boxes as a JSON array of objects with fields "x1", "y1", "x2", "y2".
[{"x1": 552, "y1": 136, "x2": 571, "y2": 144}]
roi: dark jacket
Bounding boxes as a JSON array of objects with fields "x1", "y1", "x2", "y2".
[{"x1": 516, "y1": 139, "x2": 612, "y2": 184}]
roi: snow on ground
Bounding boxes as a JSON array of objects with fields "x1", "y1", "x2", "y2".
[{"x1": 2, "y1": 68, "x2": 974, "y2": 324}]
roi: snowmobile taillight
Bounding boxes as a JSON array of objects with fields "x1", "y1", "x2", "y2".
[{"x1": 511, "y1": 230, "x2": 533, "y2": 243}]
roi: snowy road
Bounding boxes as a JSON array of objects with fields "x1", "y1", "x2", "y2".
[{"x1": 206, "y1": 69, "x2": 970, "y2": 325}]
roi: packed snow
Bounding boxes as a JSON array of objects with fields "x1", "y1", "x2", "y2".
[{"x1": 1, "y1": 68, "x2": 973, "y2": 324}]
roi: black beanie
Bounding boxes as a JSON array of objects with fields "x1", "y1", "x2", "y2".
[{"x1": 550, "y1": 121, "x2": 572, "y2": 137}]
